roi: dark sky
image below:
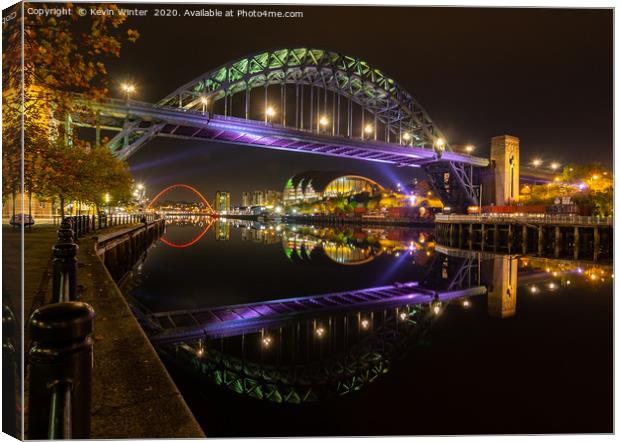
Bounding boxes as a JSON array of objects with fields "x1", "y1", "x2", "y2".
[{"x1": 102, "y1": 5, "x2": 612, "y2": 204}]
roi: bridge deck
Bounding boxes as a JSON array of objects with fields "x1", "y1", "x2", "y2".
[
  {"x1": 79, "y1": 98, "x2": 489, "y2": 168},
  {"x1": 138, "y1": 282, "x2": 486, "y2": 344}
]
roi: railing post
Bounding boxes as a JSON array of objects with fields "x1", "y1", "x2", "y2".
[
  {"x1": 28, "y1": 302, "x2": 95, "y2": 439},
  {"x1": 3, "y1": 304, "x2": 17, "y2": 438},
  {"x1": 52, "y1": 221, "x2": 79, "y2": 303}
]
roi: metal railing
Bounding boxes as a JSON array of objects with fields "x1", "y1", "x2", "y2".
[
  {"x1": 3, "y1": 304, "x2": 18, "y2": 438},
  {"x1": 55, "y1": 213, "x2": 159, "y2": 237},
  {"x1": 28, "y1": 214, "x2": 163, "y2": 438},
  {"x1": 28, "y1": 301, "x2": 95, "y2": 439},
  {"x1": 27, "y1": 219, "x2": 96, "y2": 439},
  {"x1": 435, "y1": 213, "x2": 614, "y2": 226}
]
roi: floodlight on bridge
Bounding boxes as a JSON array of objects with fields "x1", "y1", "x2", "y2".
[
  {"x1": 465, "y1": 144, "x2": 475, "y2": 154},
  {"x1": 319, "y1": 115, "x2": 329, "y2": 127},
  {"x1": 532, "y1": 158, "x2": 542, "y2": 167},
  {"x1": 550, "y1": 162, "x2": 560, "y2": 171},
  {"x1": 121, "y1": 82, "x2": 136, "y2": 100}
]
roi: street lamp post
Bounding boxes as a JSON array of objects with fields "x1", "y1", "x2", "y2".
[
  {"x1": 402, "y1": 132, "x2": 412, "y2": 146},
  {"x1": 319, "y1": 115, "x2": 329, "y2": 133},
  {"x1": 265, "y1": 106, "x2": 276, "y2": 124},
  {"x1": 121, "y1": 83, "x2": 136, "y2": 102},
  {"x1": 200, "y1": 96, "x2": 208, "y2": 116},
  {"x1": 363, "y1": 124, "x2": 373, "y2": 140},
  {"x1": 434, "y1": 138, "x2": 445, "y2": 157}
]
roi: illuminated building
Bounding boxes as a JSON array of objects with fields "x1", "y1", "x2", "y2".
[
  {"x1": 283, "y1": 171, "x2": 384, "y2": 204},
  {"x1": 215, "y1": 191, "x2": 230, "y2": 214},
  {"x1": 241, "y1": 192, "x2": 251, "y2": 207},
  {"x1": 252, "y1": 191, "x2": 265, "y2": 206}
]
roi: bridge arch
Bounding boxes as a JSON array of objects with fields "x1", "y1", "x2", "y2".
[
  {"x1": 158, "y1": 47, "x2": 449, "y2": 150},
  {"x1": 146, "y1": 183, "x2": 214, "y2": 213}
]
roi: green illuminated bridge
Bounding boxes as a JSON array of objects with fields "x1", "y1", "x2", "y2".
[{"x1": 72, "y1": 48, "x2": 490, "y2": 210}]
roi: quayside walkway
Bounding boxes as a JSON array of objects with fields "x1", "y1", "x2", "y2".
[{"x1": 7, "y1": 220, "x2": 204, "y2": 439}]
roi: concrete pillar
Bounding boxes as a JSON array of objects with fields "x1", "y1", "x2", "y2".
[
  {"x1": 458, "y1": 224, "x2": 463, "y2": 248},
  {"x1": 481, "y1": 224, "x2": 485, "y2": 251},
  {"x1": 522, "y1": 225, "x2": 528, "y2": 254},
  {"x1": 538, "y1": 226, "x2": 544, "y2": 255},
  {"x1": 493, "y1": 224, "x2": 499, "y2": 250},
  {"x1": 554, "y1": 226, "x2": 561, "y2": 258},
  {"x1": 593, "y1": 227, "x2": 600, "y2": 262},
  {"x1": 468, "y1": 224, "x2": 473, "y2": 249},
  {"x1": 573, "y1": 227, "x2": 579, "y2": 260}
]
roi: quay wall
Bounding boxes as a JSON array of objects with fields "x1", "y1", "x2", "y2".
[{"x1": 78, "y1": 220, "x2": 205, "y2": 438}]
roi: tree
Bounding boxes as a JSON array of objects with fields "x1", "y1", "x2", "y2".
[{"x1": 14, "y1": 3, "x2": 140, "y2": 213}]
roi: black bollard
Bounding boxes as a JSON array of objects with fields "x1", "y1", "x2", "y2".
[
  {"x1": 3, "y1": 304, "x2": 17, "y2": 438},
  {"x1": 58, "y1": 220, "x2": 74, "y2": 244},
  {"x1": 52, "y1": 239, "x2": 78, "y2": 304},
  {"x1": 71, "y1": 217, "x2": 78, "y2": 240},
  {"x1": 28, "y1": 302, "x2": 95, "y2": 440}
]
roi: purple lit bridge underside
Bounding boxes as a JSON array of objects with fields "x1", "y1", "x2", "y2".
[
  {"x1": 137, "y1": 282, "x2": 487, "y2": 344},
  {"x1": 80, "y1": 98, "x2": 490, "y2": 168}
]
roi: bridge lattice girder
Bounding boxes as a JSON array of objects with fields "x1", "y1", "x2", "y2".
[
  {"x1": 159, "y1": 48, "x2": 449, "y2": 150},
  {"x1": 160, "y1": 306, "x2": 432, "y2": 403}
]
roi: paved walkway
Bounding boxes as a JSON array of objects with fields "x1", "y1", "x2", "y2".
[{"x1": 7, "y1": 222, "x2": 204, "y2": 438}]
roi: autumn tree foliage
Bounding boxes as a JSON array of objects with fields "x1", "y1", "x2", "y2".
[{"x1": 2, "y1": 2, "x2": 140, "y2": 217}]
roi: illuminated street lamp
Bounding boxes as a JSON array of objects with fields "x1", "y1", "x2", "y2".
[
  {"x1": 402, "y1": 132, "x2": 412, "y2": 145},
  {"x1": 265, "y1": 105, "x2": 276, "y2": 123},
  {"x1": 465, "y1": 144, "x2": 475, "y2": 154},
  {"x1": 363, "y1": 124, "x2": 374, "y2": 140},
  {"x1": 550, "y1": 162, "x2": 560, "y2": 171},
  {"x1": 104, "y1": 192, "x2": 111, "y2": 215},
  {"x1": 532, "y1": 159, "x2": 542, "y2": 168},
  {"x1": 200, "y1": 96, "x2": 208, "y2": 115},
  {"x1": 434, "y1": 138, "x2": 446, "y2": 158},
  {"x1": 319, "y1": 115, "x2": 329, "y2": 127},
  {"x1": 121, "y1": 82, "x2": 136, "y2": 101}
]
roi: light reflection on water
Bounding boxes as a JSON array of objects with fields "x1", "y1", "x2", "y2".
[{"x1": 124, "y1": 215, "x2": 613, "y2": 435}]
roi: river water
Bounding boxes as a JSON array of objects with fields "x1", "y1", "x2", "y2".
[{"x1": 124, "y1": 216, "x2": 613, "y2": 436}]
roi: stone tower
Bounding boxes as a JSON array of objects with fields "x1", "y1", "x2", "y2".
[
  {"x1": 490, "y1": 135, "x2": 520, "y2": 205},
  {"x1": 487, "y1": 255, "x2": 518, "y2": 318}
]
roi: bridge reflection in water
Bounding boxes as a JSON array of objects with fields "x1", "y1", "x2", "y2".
[{"x1": 129, "y1": 217, "x2": 612, "y2": 404}]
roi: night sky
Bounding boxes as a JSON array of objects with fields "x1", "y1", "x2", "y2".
[{"x1": 102, "y1": 5, "x2": 612, "y2": 204}]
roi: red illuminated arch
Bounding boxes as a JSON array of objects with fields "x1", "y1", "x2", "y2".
[
  {"x1": 146, "y1": 183, "x2": 214, "y2": 213},
  {"x1": 160, "y1": 218, "x2": 214, "y2": 249}
]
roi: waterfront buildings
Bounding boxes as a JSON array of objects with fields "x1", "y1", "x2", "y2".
[
  {"x1": 283, "y1": 171, "x2": 384, "y2": 204},
  {"x1": 215, "y1": 191, "x2": 230, "y2": 214}
]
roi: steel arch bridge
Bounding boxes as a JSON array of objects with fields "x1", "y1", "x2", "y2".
[
  {"x1": 74, "y1": 48, "x2": 490, "y2": 211},
  {"x1": 146, "y1": 183, "x2": 214, "y2": 212}
]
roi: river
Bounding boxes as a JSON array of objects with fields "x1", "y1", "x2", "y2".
[{"x1": 123, "y1": 216, "x2": 613, "y2": 436}]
